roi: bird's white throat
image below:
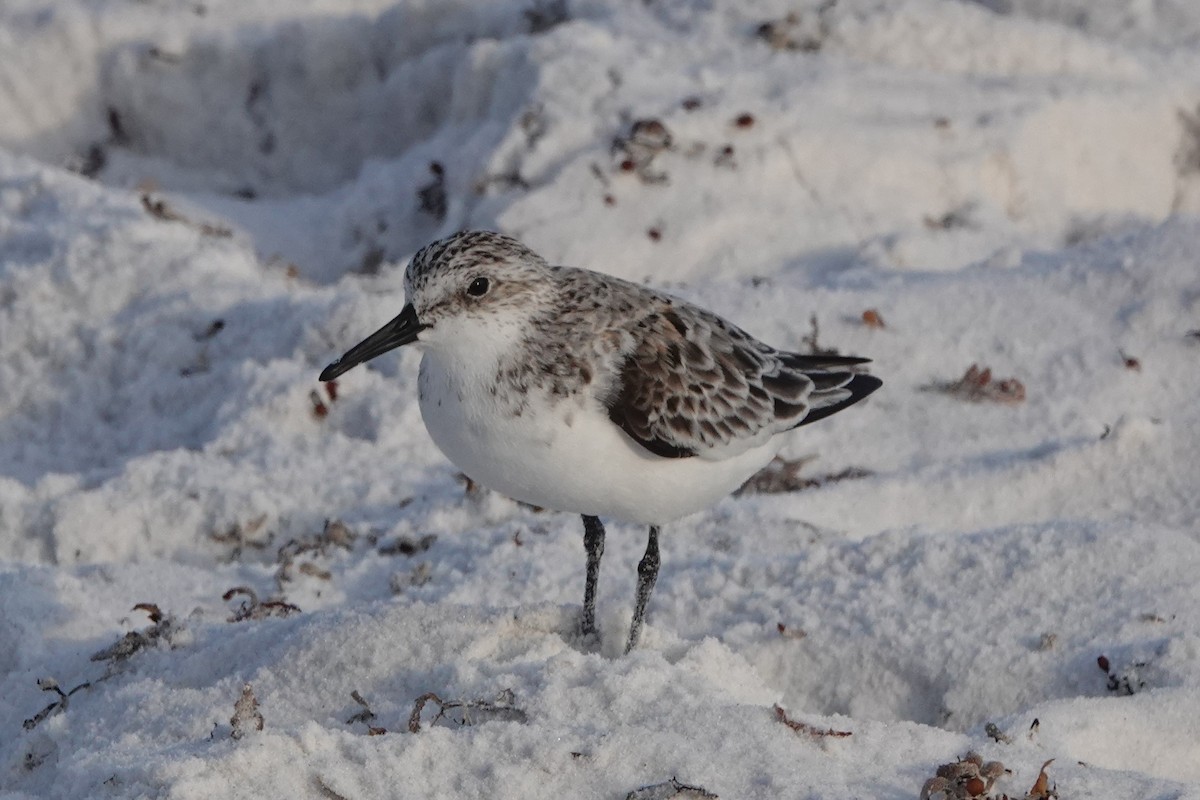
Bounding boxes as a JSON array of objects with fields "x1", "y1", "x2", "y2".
[{"x1": 416, "y1": 305, "x2": 532, "y2": 397}]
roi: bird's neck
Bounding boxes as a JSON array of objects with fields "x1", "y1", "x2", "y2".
[{"x1": 420, "y1": 312, "x2": 531, "y2": 401}]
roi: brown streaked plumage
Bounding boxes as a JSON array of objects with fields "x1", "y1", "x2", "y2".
[{"x1": 320, "y1": 230, "x2": 881, "y2": 653}]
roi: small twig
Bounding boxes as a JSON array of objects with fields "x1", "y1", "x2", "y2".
[
  {"x1": 140, "y1": 193, "x2": 232, "y2": 237},
  {"x1": 408, "y1": 692, "x2": 444, "y2": 732},
  {"x1": 773, "y1": 704, "x2": 851, "y2": 738},
  {"x1": 22, "y1": 678, "x2": 92, "y2": 730},
  {"x1": 315, "y1": 776, "x2": 352, "y2": 800},
  {"x1": 195, "y1": 319, "x2": 225, "y2": 341},
  {"x1": 799, "y1": 314, "x2": 841, "y2": 356},
  {"x1": 346, "y1": 690, "x2": 377, "y2": 726},
  {"x1": 625, "y1": 777, "x2": 718, "y2": 800}
]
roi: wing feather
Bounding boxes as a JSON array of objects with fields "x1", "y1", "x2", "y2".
[{"x1": 603, "y1": 298, "x2": 880, "y2": 459}]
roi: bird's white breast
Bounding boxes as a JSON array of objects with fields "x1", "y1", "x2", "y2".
[{"x1": 416, "y1": 351, "x2": 783, "y2": 525}]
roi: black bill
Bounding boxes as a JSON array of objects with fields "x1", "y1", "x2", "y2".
[{"x1": 319, "y1": 303, "x2": 424, "y2": 382}]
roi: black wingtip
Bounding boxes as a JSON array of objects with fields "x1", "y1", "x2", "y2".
[
  {"x1": 851, "y1": 373, "x2": 883, "y2": 396},
  {"x1": 794, "y1": 373, "x2": 881, "y2": 428}
]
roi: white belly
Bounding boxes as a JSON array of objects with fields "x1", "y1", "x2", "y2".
[{"x1": 417, "y1": 353, "x2": 782, "y2": 525}]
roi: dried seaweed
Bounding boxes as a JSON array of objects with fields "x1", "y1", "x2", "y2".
[
  {"x1": 407, "y1": 689, "x2": 527, "y2": 732},
  {"x1": 735, "y1": 456, "x2": 871, "y2": 496},
  {"x1": 91, "y1": 604, "x2": 179, "y2": 664},
  {"x1": 625, "y1": 778, "x2": 718, "y2": 800},
  {"x1": 22, "y1": 678, "x2": 91, "y2": 730},
  {"x1": 919, "y1": 752, "x2": 1007, "y2": 800},
  {"x1": 773, "y1": 704, "x2": 851, "y2": 738},
  {"x1": 223, "y1": 587, "x2": 300, "y2": 622},
  {"x1": 230, "y1": 683, "x2": 264, "y2": 739},
  {"x1": 922, "y1": 364, "x2": 1025, "y2": 404}
]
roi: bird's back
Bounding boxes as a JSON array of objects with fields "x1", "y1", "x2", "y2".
[{"x1": 525, "y1": 267, "x2": 879, "y2": 461}]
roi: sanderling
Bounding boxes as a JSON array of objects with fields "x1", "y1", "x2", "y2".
[{"x1": 320, "y1": 231, "x2": 880, "y2": 652}]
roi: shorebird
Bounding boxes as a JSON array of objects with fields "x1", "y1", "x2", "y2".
[{"x1": 320, "y1": 231, "x2": 880, "y2": 652}]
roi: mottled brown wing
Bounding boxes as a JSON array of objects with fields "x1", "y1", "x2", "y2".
[{"x1": 603, "y1": 300, "x2": 879, "y2": 458}]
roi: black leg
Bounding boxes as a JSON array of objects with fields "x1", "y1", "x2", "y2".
[
  {"x1": 626, "y1": 525, "x2": 660, "y2": 653},
  {"x1": 581, "y1": 515, "x2": 605, "y2": 638}
]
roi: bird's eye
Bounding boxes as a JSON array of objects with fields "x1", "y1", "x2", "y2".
[{"x1": 466, "y1": 277, "x2": 490, "y2": 297}]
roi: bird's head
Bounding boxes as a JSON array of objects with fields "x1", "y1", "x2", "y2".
[{"x1": 319, "y1": 230, "x2": 552, "y2": 382}]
